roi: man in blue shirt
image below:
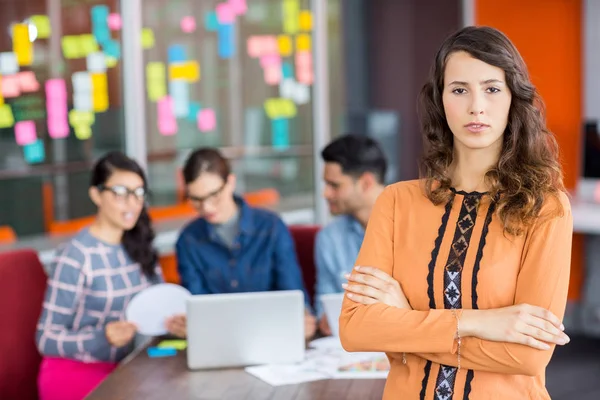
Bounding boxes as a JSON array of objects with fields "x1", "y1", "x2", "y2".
[
  {"x1": 315, "y1": 134, "x2": 388, "y2": 335},
  {"x1": 175, "y1": 147, "x2": 316, "y2": 339}
]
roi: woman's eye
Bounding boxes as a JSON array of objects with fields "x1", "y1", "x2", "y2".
[{"x1": 452, "y1": 88, "x2": 466, "y2": 94}]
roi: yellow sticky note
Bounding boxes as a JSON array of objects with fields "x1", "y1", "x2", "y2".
[
  {"x1": 299, "y1": 11, "x2": 312, "y2": 31},
  {"x1": 74, "y1": 125, "x2": 92, "y2": 140},
  {"x1": 0, "y1": 105, "x2": 15, "y2": 128},
  {"x1": 282, "y1": 0, "x2": 299, "y2": 35},
  {"x1": 169, "y1": 61, "x2": 200, "y2": 82},
  {"x1": 146, "y1": 62, "x2": 166, "y2": 79},
  {"x1": 146, "y1": 62, "x2": 166, "y2": 101},
  {"x1": 279, "y1": 99, "x2": 297, "y2": 118},
  {"x1": 69, "y1": 110, "x2": 95, "y2": 126},
  {"x1": 93, "y1": 93, "x2": 108, "y2": 112},
  {"x1": 277, "y1": 35, "x2": 293, "y2": 57},
  {"x1": 61, "y1": 36, "x2": 81, "y2": 59},
  {"x1": 296, "y1": 34, "x2": 311, "y2": 52},
  {"x1": 105, "y1": 56, "x2": 118, "y2": 68},
  {"x1": 147, "y1": 82, "x2": 166, "y2": 102},
  {"x1": 141, "y1": 28, "x2": 155, "y2": 49},
  {"x1": 157, "y1": 340, "x2": 187, "y2": 350},
  {"x1": 91, "y1": 73, "x2": 108, "y2": 91},
  {"x1": 13, "y1": 24, "x2": 33, "y2": 66},
  {"x1": 92, "y1": 73, "x2": 108, "y2": 112},
  {"x1": 264, "y1": 98, "x2": 279, "y2": 119},
  {"x1": 0, "y1": 77, "x2": 4, "y2": 106},
  {"x1": 79, "y1": 34, "x2": 99, "y2": 56},
  {"x1": 30, "y1": 15, "x2": 51, "y2": 39}
]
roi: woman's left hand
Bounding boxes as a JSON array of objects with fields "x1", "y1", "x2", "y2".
[
  {"x1": 165, "y1": 314, "x2": 187, "y2": 338},
  {"x1": 343, "y1": 266, "x2": 412, "y2": 309}
]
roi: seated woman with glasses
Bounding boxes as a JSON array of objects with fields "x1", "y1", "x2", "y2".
[
  {"x1": 36, "y1": 151, "x2": 184, "y2": 400},
  {"x1": 175, "y1": 147, "x2": 316, "y2": 339}
]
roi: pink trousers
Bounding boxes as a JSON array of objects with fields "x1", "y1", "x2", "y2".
[{"x1": 38, "y1": 357, "x2": 117, "y2": 400}]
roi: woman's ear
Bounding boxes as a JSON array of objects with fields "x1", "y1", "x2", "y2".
[
  {"x1": 227, "y1": 174, "x2": 237, "y2": 191},
  {"x1": 89, "y1": 186, "x2": 101, "y2": 207}
]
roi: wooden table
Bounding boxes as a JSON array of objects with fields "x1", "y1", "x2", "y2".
[{"x1": 86, "y1": 341, "x2": 386, "y2": 400}]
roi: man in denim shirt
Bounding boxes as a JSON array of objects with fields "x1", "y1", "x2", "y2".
[
  {"x1": 176, "y1": 148, "x2": 317, "y2": 339},
  {"x1": 315, "y1": 134, "x2": 387, "y2": 335}
]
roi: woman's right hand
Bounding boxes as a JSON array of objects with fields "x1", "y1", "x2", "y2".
[
  {"x1": 105, "y1": 321, "x2": 138, "y2": 347},
  {"x1": 460, "y1": 304, "x2": 570, "y2": 350}
]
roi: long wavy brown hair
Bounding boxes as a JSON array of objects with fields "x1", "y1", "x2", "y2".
[{"x1": 418, "y1": 26, "x2": 565, "y2": 235}]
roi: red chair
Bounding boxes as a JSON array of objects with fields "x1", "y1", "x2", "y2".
[
  {"x1": 289, "y1": 225, "x2": 320, "y2": 307},
  {"x1": 0, "y1": 250, "x2": 47, "y2": 400}
]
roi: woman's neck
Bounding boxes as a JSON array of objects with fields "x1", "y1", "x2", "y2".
[
  {"x1": 450, "y1": 145, "x2": 500, "y2": 193},
  {"x1": 88, "y1": 218, "x2": 123, "y2": 244}
]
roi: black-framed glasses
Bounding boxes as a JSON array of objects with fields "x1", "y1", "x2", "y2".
[
  {"x1": 186, "y1": 183, "x2": 226, "y2": 207},
  {"x1": 97, "y1": 185, "x2": 148, "y2": 203}
]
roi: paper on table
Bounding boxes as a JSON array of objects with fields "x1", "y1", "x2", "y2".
[{"x1": 126, "y1": 283, "x2": 190, "y2": 336}]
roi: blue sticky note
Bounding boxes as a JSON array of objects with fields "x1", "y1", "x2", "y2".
[
  {"x1": 91, "y1": 5, "x2": 109, "y2": 22},
  {"x1": 103, "y1": 39, "x2": 121, "y2": 59},
  {"x1": 91, "y1": 6, "x2": 111, "y2": 44},
  {"x1": 218, "y1": 23, "x2": 235, "y2": 59},
  {"x1": 187, "y1": 102, "x2": 202, "y2": 122},
  {"x1": 93, "y1": 25, "x2": 110, "y2": 45},
  {"x1": 282, "y1": 62, "x2": 294, "y2": 79},
  {"x1": 169, "y1": 80, "x2": 190, "y2": 118},
  {"x1": 147, "y1": 347, "x2": 177, "y2": 358},
  {"x1": 272, "y1": 118, "x2": 290, "y2": 150},
  {"x1": 168, "y1": 45, "x2": 187, "y2": 63},
  {"x1": 23, "y1": 139, "x2": 45, "y2": 164},
  {"x1": 204, "y1": 11, "x2": 219, "y2": 32}
]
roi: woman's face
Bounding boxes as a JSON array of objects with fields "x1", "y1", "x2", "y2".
[
  {"x1": 442, "y1": 51, "x2": 512, "y2": 155},
  {"x1": 90, "y1": 170, "x2": 146, "y2": 231},
  {"x1": 186, "y1": 172, "x2": 236, "y2": 224}
]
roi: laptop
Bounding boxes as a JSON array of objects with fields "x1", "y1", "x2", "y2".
[
  {"x1": 186, "y1": 290, "x2": 305, "y2": 370},
  {"x1": 320, "y1": 293, "x2": 345, "y2": 337}
]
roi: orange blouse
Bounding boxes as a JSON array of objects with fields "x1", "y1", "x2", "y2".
[{"x1": 339, "y1": 180, "x2": 573, "y2": 400}]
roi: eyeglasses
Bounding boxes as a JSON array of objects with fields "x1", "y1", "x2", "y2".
[
  {"x1": 187, "y1": 183, "x2": 226, "y2": 207},
  {"x1": 97, "y1": 185, "x2": 147, "y2": 203}
]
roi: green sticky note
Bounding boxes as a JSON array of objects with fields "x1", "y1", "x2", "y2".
[{"x1": 157, "y1": 340, "x2": 187, "y2": 350}]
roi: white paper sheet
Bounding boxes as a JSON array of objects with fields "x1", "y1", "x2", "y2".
[{"x1": 125, "y1": 283, "x2": 191, "y2": 336}]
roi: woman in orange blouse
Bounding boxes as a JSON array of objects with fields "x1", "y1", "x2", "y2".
[{"x1": 339, "y1": 26, "x2": 573, "y2": 399}]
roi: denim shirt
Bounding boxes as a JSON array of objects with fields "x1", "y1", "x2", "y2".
[
  {"x1": 175, "y1": 196, "x2": 310, "y2": 306},
  {"x1": 314, "y1": 215, "x2": 365, "y2": 317}
]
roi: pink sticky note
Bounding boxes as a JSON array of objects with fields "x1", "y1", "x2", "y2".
[
  {"x1": 15, "y1": 121, "x2": 37, "y2": 145},
  {"x1": 297, "y1": 67, "x2": 314, "y2": 85},
  {"x1": 260, "y1": 54, "x2": 281, "y2": 68},
  {"x1": 295, "y1": 51, "x2": 312, "y2": 68},
  {"x1": 216, "y1": 3, "x2": 236, "y2": 24},
  {"x1": 157, "y1": 96, "x2": 177, "y2": 136},
  {"x1": 247, "y1": 36, "x2": 262, "y2": 58},
  {"x1": 18, "y1": 71, "x2": 40, "y2": 92},
  {"x1": 45, "y1": 79, "x2": 69, "y2": 139},
  {"x1": 2, "y1": 75, "x2": 21, "y2": 98},
  {"x1": 229, "y1": 0, "x2": 248, "y2": 15},
  {"x1": 263, "y1": 36, "x2": 278, "y2": 54},
  {"x1": 107, "y1": 13, "x2": 122, "y2": 30},
  {"x1": 180, "y1": 16, "x2": 196, "y2": 33},
  {"x1": 264, "y1": 66, "x2": 281, "y2": 85},
  {"x1": 198, "y1": 108, "x2": 216, "y2": 132},
  {"x1": 45, "y1": 79, "x2": 67, "y2": 100}
]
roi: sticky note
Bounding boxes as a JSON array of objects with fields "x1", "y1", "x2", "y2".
[
  {"x1": 260, "y1": 54, "x2": 281, "y2": 68},
  {"x1": 105, "y1": 56, "x2": 118, "y2": 68},
  {"x1": 157, "y1": 96, "x2": 177, "y2": 136},
  {"x1": 168, "y1": 45, "x2": 187, "y2": 63},
  {"x1": 218, "y1": 24, "x2": 235, "y2": 59},
  {"x1": 247, "y1": 36, "x2": 262, "y2": 58},
  {"x1": 45, "y1": 79, "x2": 69, "y2": 139},
  {"x1": 91, "y1": 5, "x2": 110, "y2": 22},
  {"x1": 17, "y1": 71, "x2": 39, "y2": 93},
  {"x1": 230, "y1": 0, "x2": 248, "y2": 15},
  {"x1": 272, "y1": 118, "x2": 290, "y2": 150},
  {"x1": 282, "y1": 62, "x2": 294, "y2": 79},
  {"x1": 69, "y1": 110, "x2": 95, "y2": 125},
  {"x1": 23, "y1": 139, "x2": 45, "y2": 164},
  {"x1": 169, "y1": 61, "x2": 200, "y2": 82},
  {"x1": 198, "y1": 108, "x2": 216, "y2": 132},
  {"x1": 91, "y1": 72, "x2": 108, "y2": 91},
  {"x1": 13, "y1": 24, "x2": 33, "y2": 66},
  {"x1": 0, "y1": 52, "x2": 18, "y2": 75},
  {"x1": 0, "y1": 105, "x2": 15, "y2": 128},
  {"x1": 74, "y1": 125, "x2": 92, "y2": 140},
  {"x1": 169, "y1": 80, "x2": 189, "y2": 118},
  {"x1": 264, "y1": 99, "x2": 279, "y2": 119},
  {"x1": 30, "y1": 15, "x2": 51, "y2": 39},
  {"x1": 293, "y1": 83, "x2": 310, "y2": 105},
  {"x1": 187, "y1": 102, "x2": 201, "y2": 122},
  {"x1": 297, "y1": 67, "x2": 313, "y2": 85},
  {"x1": 0, "y1": 90, "x2": 3, "y2": 106},
  {"x1": 103, "y1": 39, "x2": 121, "y2": 59},
  {"x1": 263, "y1": 36, "x2": 278, "y2": 55},
  {"x1": 204, "y1": 11, "x2": 219, "y2": 32},
  {"x1": 74, "y1": 92, "x2": 93, "y2": 111},
  {"x1": 146, "y1": 62, "x2": 167, "y2": 101},
  {"x1": 80, "y1": 34, "x2": 100, "y2": 56},
  {"x1": 147, "y1": 347, "x2": 177, "y2": 358},
  {"x1": 277, "y1": 35, "x2": 293, "y2": 57},
  {"x1": 87, "y1": 52, "x2": 106, "y2": 73},
  {"x1": 45, "y1": 78, "x2": 67, "y2": 100},
  {"x1": 296, "y1": 34, "x2": 311, "y2": 51},
  {"x1": 61, "y1": 36, "x2": 82, "y2": 59},
  {"x1": 181, "y1": 16, "x2": 196, "y2": 33},
  {"x1": 157, "y1": 340, "x2": 187, "y2": 350},
  {"x1": 264, "y1": 66, "x2": 281, "y2": 85},
  {"x1": 2, "y1": 75, "x2": 21, "y2": 98},
  {"x1": 264, "y1": 98, "x2": 297, "y2": 119},
  {"x1": 280, "y1": 79, "x2": 295, "y2": 99},
  {"x1": 91, "y1": 6, "x2": 111, "y2": 44},
  {"x1": 141, "y1": 28, "x2": 155, "y2": 49},
  {"x1": 92, "y1": 73, "x2": 109, "y2": 112},
  {"x1": 295, "y1": 50, "x2": 312, "y2": 68},
  {"x1": 299, "y1": 10, "x2": 313, "y2": 31},
  {"x1": 282, "y1": 0, "x2": 300, "y2": 35},
  {"x1": 216, "y1": 3, "x2": 236, "y2": 24},
  {"x1": 72, "y1": 72, "x2": 92, "y2": 93},
  {"x1": 15, "y1": 121, "x2": 37, "y2": 145},
  {"x1": 107, "y1": 13, "x2": 122, "y2": 30}
]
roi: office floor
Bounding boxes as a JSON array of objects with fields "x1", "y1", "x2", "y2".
[{"x1": 547, "y1": 335, "x2": 600, "y2": 399}]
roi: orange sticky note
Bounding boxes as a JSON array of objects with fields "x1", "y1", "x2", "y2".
[
  {"x1": 277, "y1": 35, "x2": 293, "y2": 57},
  {"x1": 296, "y1": 34, "x2": 311, "y2": 51},
  {"x1": 12, "y1": 24, "x2": 33, "y2": 66}
]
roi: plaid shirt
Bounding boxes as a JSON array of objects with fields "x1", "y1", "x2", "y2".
[{"x1": 36, "y1": 228, "x2": 161, "y2": 363}]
